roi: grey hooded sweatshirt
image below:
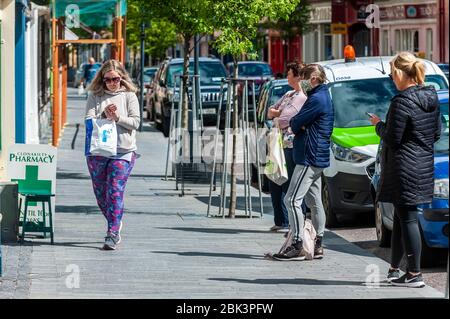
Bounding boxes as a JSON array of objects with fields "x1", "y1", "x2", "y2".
[{"x1": 85, "y1": 87, "x2": 140, "y2": 154}]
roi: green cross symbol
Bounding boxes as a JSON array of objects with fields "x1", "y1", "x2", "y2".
[{"x1": 12, "y1": 166, "x2": 52, "y2": 207}]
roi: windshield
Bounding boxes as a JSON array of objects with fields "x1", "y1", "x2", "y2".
[
  {"x1": 229, "y1": 63, "x2": 273, "y2": 77},
  {"x1": 144, "y1": 68, "x2": 157, "y2": 83},
  {"x1": 166, "y1": 62, "x2": 227, "y2": 87},
  {"x1": 435, "y1": 101, "x2": 449, "y2": 154},
  {"x1": 270, "y1": 84, "x2": 291, "y2": 106},
  {"x1": 330, "y1": 76, "x2": 449, "y2": 128}
]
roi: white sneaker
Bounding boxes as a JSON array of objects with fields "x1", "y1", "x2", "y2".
[{"x1": 116, "y1": 221, "x2": 123, "y2": 244}]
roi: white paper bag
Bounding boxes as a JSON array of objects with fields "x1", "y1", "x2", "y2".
[
  {"x1": 85, "y1": 118, "x2": 117, "y2": 157},
  {"x1": 78, "y1": 84, "x2": 85, "y2": 96},
  {"x1": 264, "y1": 128, "x2": 288, "y2": 185}
]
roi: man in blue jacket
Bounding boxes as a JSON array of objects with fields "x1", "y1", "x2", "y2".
[{"x1": 273, "y1": 64, "x2": 334, "y2": 261}]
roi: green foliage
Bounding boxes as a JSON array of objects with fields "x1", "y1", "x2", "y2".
[
  {"x1": 212, "y1": 0, "x2": 301, "y2": 60},
  {"x1": 261, "y1": 0, "x2": 312, "y2": 39},
  {"x1": 126, "y1": 0, "x2": 179, "y2": 59}
]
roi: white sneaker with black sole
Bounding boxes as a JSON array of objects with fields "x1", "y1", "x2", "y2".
[{"x1": 391, "y1": 273, "x2": 425, "y2": 288}]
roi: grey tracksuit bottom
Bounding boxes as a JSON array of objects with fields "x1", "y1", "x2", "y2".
[{"x1": 283, "y1": 164, "x2": 326, "y2": 243}]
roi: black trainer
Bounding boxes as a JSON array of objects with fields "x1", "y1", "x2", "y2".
[
  {"x1": 314, "y1": 246, "x2": 324, "y2": 259},
  {"x1": 391, "y1": 273, "x2": 425, "y2": 288},
  {"x1": 387, "y1": 268, "x2": 400, "y2": 282},
  {"x1": 314, "y1": 236, "x2": 324, "y2": 259},
  {"x1": 272, "y1": 242, "x2": 306, "y2": 261}
]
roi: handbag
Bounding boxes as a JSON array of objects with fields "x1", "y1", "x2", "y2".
[
  {"x1": 85, "y1": 118, "x2": 118, "y2": 157},
  {"x1": 78, "y1": 84, "x2": 85, "y2": 96},
  {"x1": 264, "y1": 125, "x2": 288, "y2": 186}
]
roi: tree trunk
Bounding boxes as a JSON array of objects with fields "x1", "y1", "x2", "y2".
[
  {"x1": 228, "y1": 59, "x2": 239, "y2": 218},
  {"x1": 182, "y1": 36, "x2": 191, "y2": 130},
  {"x1": 181, "y1": 36, "x2": 191, "y2": 161}
]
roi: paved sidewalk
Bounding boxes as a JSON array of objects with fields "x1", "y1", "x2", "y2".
[{"x1": 0, "y1": 89, "x2": 445, "y2": 299}]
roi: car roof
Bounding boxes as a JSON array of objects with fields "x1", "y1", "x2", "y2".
[
  {"x1": 228, "y1": 61, "x2": 270, "y2": 65},
  {"x1": 317, "y1": 56, "x2": 446, "y2": 83},
  {"x1": 168, "y1": 57, "x2": 222, "y2": 64},
  {"x1": 437, "y1": 89, "x2": 449, "y2": 103},
  {"x1": 268, "y1": 79, "x2": 288, "y2": 86}
]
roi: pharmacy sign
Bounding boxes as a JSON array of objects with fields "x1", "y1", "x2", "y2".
[{"x1": 7, "y1": 144, "x2": 57, "y2": 232}]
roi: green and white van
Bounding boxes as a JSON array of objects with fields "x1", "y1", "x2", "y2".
[{"x1": 317, "y1": 56, "x2": 449, "y2": 226}]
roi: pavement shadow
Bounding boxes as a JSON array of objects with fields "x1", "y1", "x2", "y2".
[
  {"x1": 152, "y1": 250, "x2": 263, "y2": 260},
  {"x1": 12, "y1": 241, "x2": 103, "y2": 250},
  {"x1": 321, "y1": 231, "x2": 375, "y2": 258},
  {"x1": 55, "y1": 205, "x2": 101, "y2": 214},
  {"x1": 195, "y1": 195, "x2": 273, "y2": 214},
  {"x1": 208, "y1": 277, "x2": 377, "y2": 287},
  {"x1": 155, "y1": 226, "x2": 273, "y2": 235},
  {"x1": 57, "y1": 172, "x2": 91, "y2": 180}
]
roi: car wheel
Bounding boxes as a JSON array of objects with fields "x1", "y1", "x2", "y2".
[
  {"x1": 322, "y1": 177, "x2": 339, "y2": 227},
  {"x1": 375, "y1": 201, "x2": 392, "y2": 247},
  {"x1": 419, "y1": 225, "x2": 439, "y2": 268}
]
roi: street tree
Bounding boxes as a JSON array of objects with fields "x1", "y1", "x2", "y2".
[
  {"x1": 126, "y1": 0, "x2": 179, "y2": 74},
  {"x1": 137, "y1": 0, "x2": 214, "y2": 130},
  {"x1": 212, "y1": 0, "x2": 301, "y2": 217}
]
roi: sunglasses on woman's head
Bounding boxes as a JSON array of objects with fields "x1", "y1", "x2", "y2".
[{"x1": 103, "y1": 77, "x2": 121, "y2": 84}]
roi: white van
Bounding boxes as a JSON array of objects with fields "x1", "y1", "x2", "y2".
[{"x1": 317, "y1": 53, "x2": 449, "y2": 226}]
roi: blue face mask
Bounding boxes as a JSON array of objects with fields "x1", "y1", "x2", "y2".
[{"x1": 300, "y1": 79, "x2": 313, "y2": 93}]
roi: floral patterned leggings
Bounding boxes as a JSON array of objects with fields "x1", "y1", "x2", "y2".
[{"x1": 86, "y1": 154, "x2": 136, "y2": 235}]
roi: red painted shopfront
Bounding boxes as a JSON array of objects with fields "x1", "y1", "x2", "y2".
[{"x1": 269, "y1": 35, "x2": 302, "y2": 76}]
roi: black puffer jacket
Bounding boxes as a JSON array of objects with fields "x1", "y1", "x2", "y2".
[{"x1": 375, "y1": 85, "x2": 441, "y2": 205}]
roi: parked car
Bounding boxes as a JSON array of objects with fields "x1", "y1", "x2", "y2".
[
  {"x1": 437, "y1": 63, "x2": 449, "y2": 80},
  {"x1": 250, "y1": 79, "x2": 291, "y2": 192},
  {"x1": 370, "y1": 89, "x2": 449, "y2": 267},
  {"x1": 145, "y1": 67, "x2": 160, "y2": 121},
  {"x1": 135, "y1": 66, "x2": 159, "y2": 102},
  {"x1": 226, "y1": 61, "x2": 274, "y2": 122},
  {"x1": 73, "y1": 62, "x2": 102, "y2": 88},
  {"x1": 317, "y1": 53, "x2": 448, "y2": 226},
  {"x1": 144, "y1": 66, "x2": 158, "y2": 85},
  {"x1": 149, "y1": 57, "x2": 228, "y2": 137}
]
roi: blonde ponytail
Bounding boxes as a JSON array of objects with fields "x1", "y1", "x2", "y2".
[{"x1": 391, "y1": 52, "x2": 425, "y2": 85}]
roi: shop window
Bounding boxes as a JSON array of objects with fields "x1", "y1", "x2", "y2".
[
  {"x1": 413, "y1": 31, "x2": 419, "y2": 53},
  {"x1": 426, "y1": 29, "x2": 433, "y2": 60},
  {"x1": 382, "y1": 30, "x2": 389, "y2": 56},
  {"x1": 323, "y1": 24, "x2": 332, "y2": 60},
  {"x1": 395, "y1": 30, "x2": 401, "y2": 52}
]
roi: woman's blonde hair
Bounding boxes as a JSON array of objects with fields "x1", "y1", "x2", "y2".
[
  {"x1": 88, "y1": 59, "x2": 137, "y2": 96},
  {"x1": 390, "y1": 52, "x2": 426, "y2": 85}
]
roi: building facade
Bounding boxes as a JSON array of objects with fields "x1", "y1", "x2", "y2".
[
  {"x1": 0, "y1": 0, "x2": 16, "y2": 181},
  {"x1": 378, "y1": 0, "x2": 448, "y2": 63}
]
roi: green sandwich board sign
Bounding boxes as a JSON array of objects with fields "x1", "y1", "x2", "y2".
[{"x1": 7, "y1": 144, "x2": 57, "y2": 233}]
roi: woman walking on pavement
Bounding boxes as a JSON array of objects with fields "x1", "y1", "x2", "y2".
[
  {"x1": 85, "y1": 59, "x2": 140, "y2": 250},
  {"x1": 370, "y1": 52, "x2": 441, "y2": 288},
  {"x1": 266, "y1": 61, "x2": 307, "y2": 233}
]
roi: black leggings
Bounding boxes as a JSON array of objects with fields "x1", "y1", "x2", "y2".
[{"x1": 391, "y1": 204, "x2": 422, "y2": 273}]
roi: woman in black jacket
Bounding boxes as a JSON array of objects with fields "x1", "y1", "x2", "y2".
[{"x1": 370, "y1": 52, "x2": 441, "y2": 288}]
